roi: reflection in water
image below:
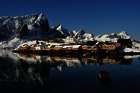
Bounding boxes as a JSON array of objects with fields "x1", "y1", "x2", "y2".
[
  {"x1": 17, "y1": 58, "x2": 50, "y2": 85},
  {"x1": 0, "y1": 50, "x2": 140, "y2": 92},
  {"x1": 0, "y1": 51, "x2": 135, "y2": 82},
  {"x1": 15, "y1": 53, "x2": 134, "y2": 65}
]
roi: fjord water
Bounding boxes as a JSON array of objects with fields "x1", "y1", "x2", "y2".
[{"x1": 0, "y1": 50, "x2": 140, "y2": 93}]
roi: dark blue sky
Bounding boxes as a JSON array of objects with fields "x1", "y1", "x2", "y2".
[{"x1": 0, "y1": 0, "x2": 140, "y2": 39}]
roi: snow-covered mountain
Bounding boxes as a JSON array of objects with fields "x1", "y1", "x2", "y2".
[
  {"x1": 0, "y1": 13, "x2": 71, "y2": 48},
  {"x1": 94, "y1": 31, "x2": 140, "y2": 49},
  {"x1": 95, "y1": 31, "x2": 131, "y2": 42},
  {"x1": 0, "y1": 13, "x2": 50, "y2": 40},
  {"x1": 0, "y1": 12, "x2": 140, "y2": 49},
  {"x1": 55, "y1": 24, "x2": 69, "y2": 36},
  {"x1": 46, "y1": 24, "x2": 70, "y2": 39},
  {"x1": 63, "y1": 29, "x2": 94, "y2": 44}
]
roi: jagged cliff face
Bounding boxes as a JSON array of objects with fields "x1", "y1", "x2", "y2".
[{"x1": 0, "y1": 13, "x2": 49, "y2": 40}]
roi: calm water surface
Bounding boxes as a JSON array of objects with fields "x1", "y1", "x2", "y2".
[{"x1": 0, "y1": 49, "x2": 140, "y2": 93}]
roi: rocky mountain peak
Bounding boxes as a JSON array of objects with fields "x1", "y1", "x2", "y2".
[{"x1": 56, "y1": 24, "x2": 63, "y2": 31}]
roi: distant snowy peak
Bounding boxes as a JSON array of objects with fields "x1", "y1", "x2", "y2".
[
  {"x1": 117, "y1": 31, "x2": 130, "y2": 39},
  {"x1": 56, "y1": 24, "x2": 63, "y2": 31},
  {"x1": 63, "y1": 29, "x2": 94, "y2": 44},
  {"x1": 69, "y1": 29, "x2": 86, "y2": 37},
  {"x1": 95, "y1": 31, "x2": 131, "y2": 42},
  {"x1": 54, "y1": 24, "x2": 69, "y2": 36}
]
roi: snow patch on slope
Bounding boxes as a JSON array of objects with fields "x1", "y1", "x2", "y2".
[{"x1": 123, "y1": 48, "x2": 140, "y2": 53}]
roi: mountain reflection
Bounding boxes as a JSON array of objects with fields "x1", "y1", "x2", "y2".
[
  {"x1": 17, "y1": 58, "x2": 50, "y2": 85},
  {"x1": 0, "y1": 50, "x2": 140, "y2": 86},
  {"x1": 15, "y1": 53, "x2": 135, "y2": 65}
]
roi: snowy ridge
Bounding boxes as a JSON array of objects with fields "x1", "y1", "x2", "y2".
[
  {"x1": 54, "y1": 24, "x2": 69, "y2": 36},
  {"x1": 63, "y1": 29, "x2": 94, "y2": 44},
  {"x1": 95, "y1": 31, "x2": 131, "y2": 42}
]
